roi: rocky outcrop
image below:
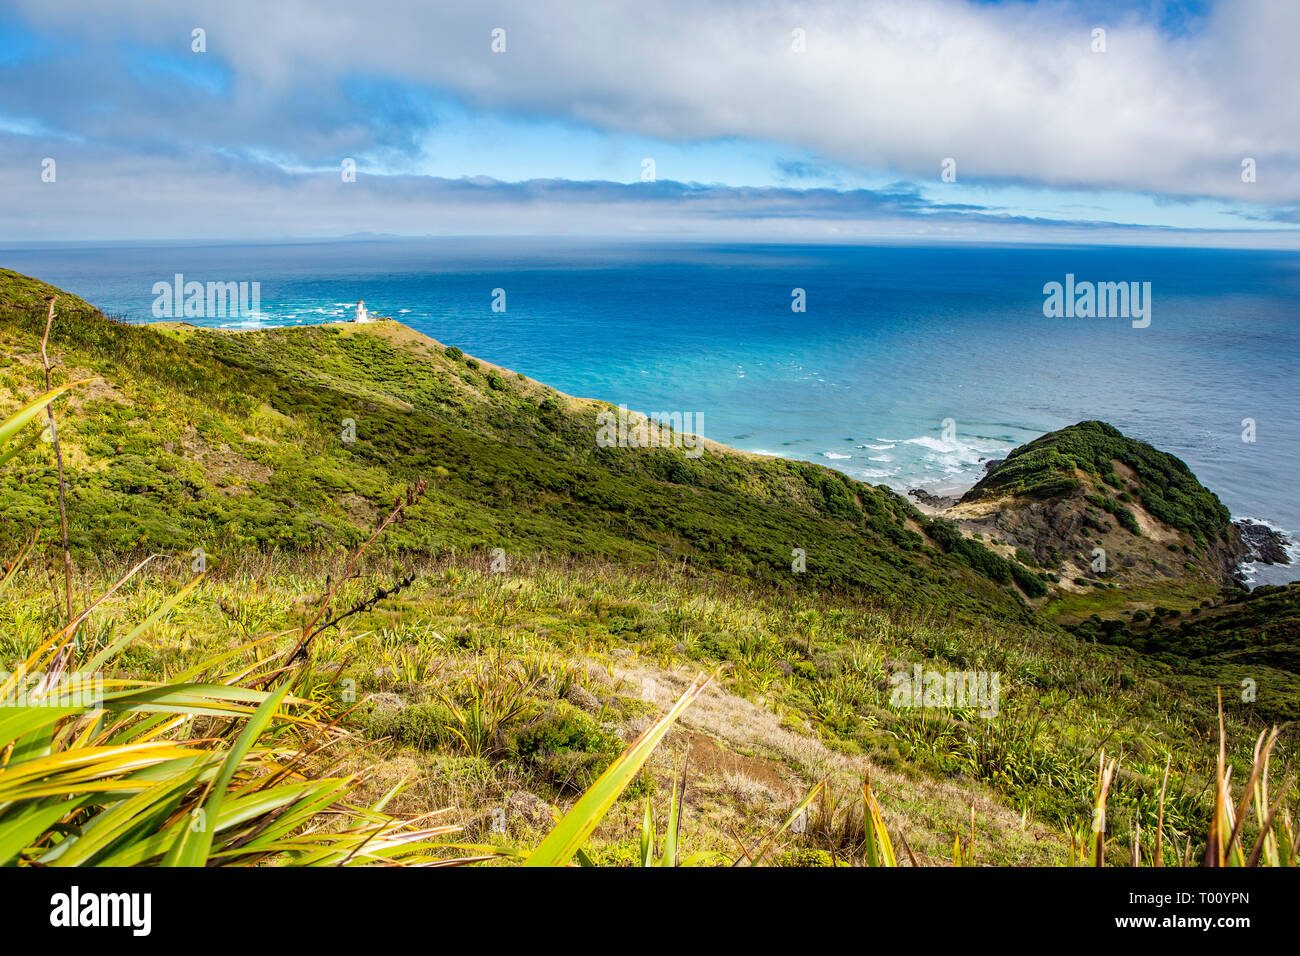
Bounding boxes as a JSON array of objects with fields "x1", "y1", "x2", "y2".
[
  {"x1": 927, "y1": 422, "x2": 1269, "y2": 613},
  {"x1": 1236, "y1": 520, "x2": 1292, "y2": 566},
  {"x1": 907, "y1": 488, "x2": 957, "y2": 510}
]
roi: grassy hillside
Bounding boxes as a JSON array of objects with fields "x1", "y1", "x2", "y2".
[
  {"x1": 1069, "y1": 582, "x2": 1300, "y2": 723},
  {"x1": 1, "y1": 269, "x2": 1296, "y2": 866},
  {"x1": 0, "y1": 269, "x2": 1034, "y2": 622}
]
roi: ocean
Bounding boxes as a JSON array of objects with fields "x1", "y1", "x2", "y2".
[{"x1": 4, "y1": 238, "x2": 1298, "y2": 583}]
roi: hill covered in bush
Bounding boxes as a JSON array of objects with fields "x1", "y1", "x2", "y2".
[
  {"x1": 963, "y1": 420, "x2": 1233, "y2": 547},
  {"x1": 0, "y1": 268, "x2": 1041, "y2": 623}
]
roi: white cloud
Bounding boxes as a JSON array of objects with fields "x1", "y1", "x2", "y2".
[
  {"x1": 8, "y1": 0, "x2": 1299, "y2": 204},
  {"x1": 4, "y1": 137, "x2": 1298, "y2": 245}
]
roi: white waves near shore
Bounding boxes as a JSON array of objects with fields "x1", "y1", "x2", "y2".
[{"x1": 1234, "y1": 515, "x2": 1300, "y2": 587}]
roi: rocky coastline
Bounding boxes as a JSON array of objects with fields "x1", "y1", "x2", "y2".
[{"x1": 906, "y1": 483, "x2": 1294, "y2": 589}]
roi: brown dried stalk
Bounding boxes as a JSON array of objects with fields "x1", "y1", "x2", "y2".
[
  {"x1": 267, "y1": 478, "x2": 428, "y2": 681},
  {"x1": 41, "y1": 296, "x2": 75, "y2": 628}
]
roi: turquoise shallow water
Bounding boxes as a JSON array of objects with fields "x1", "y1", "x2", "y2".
[{"x1": 5, "y1": 238, "x2": 1298, "y2": 582}]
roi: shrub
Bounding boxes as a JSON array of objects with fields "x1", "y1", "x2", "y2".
[
  {"x1": 363, "y1": 701, "x2": 454, "y2": 750},
  {"x1": 509, "y1": 703, "x2": 617, "y2": 760},
  {"x1": 1086, "y1": 493, "x2": 1141, "y2": 535},
  {"x1": 1010, "y1": 561, "x2": 1049, "y2": 597}
]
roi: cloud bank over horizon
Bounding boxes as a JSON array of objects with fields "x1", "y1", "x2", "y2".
[{"x1": 1, "y1": 0, "x2": 1298, "y2": 244}]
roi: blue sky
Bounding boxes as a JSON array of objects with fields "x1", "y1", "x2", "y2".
[{"x1": 0, "y1": 0, "x2": 1296, "y2": 243}]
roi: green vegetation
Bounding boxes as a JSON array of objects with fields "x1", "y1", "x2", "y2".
[
  {"x1": 0, "y1": 269, "x2": 1029, "y2": 623},
  {"x1": 1070, "y1": 583, "x2": 1300, "y2": 722},
  {"x1": 0, "y1": 382, "x2": 457, "y2": 866},
  {"x1": 0, "y1": 270, "x2": 1296, "y2": 867},
  {"x1": 966, "y1": 420, "x2": 1232, "y2": 545},
  {"x1": 1086, "y1": 493, "x2": 1142, "y2": 535},
  {"x1": 925, "y1": 518, "x2": 1049, "y2": 598}
]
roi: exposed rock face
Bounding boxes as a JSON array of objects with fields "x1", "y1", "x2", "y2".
[
  {"x1": 947, "y1": 489, "x2": 1245, "y2": 594},
  {"x1": 1236, "y1": 520, "x2": 1292, "y2": 565},
  {"x1": 908, "y1": 488, "x2": 958, "y2": 510}
]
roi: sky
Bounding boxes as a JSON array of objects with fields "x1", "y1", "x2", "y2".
[{"x1": 0, "y1": 0, "x2": 1297, "y2": 245}]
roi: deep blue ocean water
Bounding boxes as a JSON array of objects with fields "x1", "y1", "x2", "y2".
[{"x1": 4, "y1": 238, "x2": 1298, "y2": 582}]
